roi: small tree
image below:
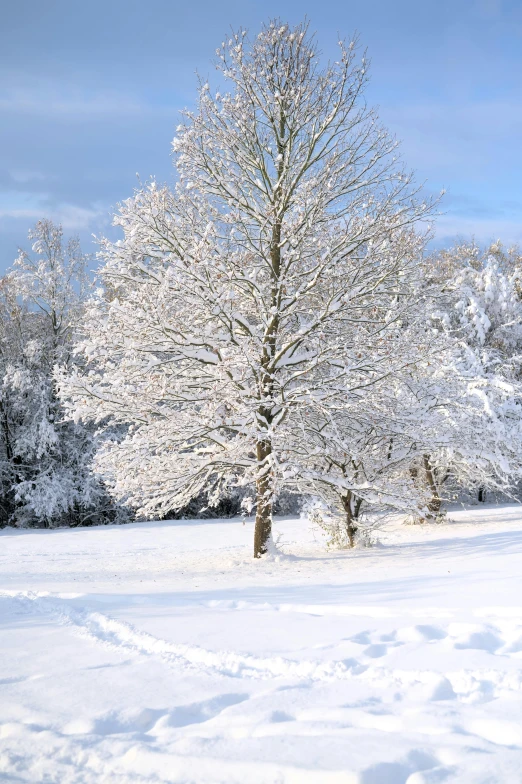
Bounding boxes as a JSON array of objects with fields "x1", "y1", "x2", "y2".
[
  {"x1": 61, "y1": 20, "x2": 433, "y2": 555},
  {"x1": 292, "y1": 339, "x2": 446, "y2": 544}
]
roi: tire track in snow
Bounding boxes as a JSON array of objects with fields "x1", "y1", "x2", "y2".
[
  {"x1": 1, "y1": 590, "x2": 363, "y2": 682},
  {"x1": 4, "y1": 590, "x2": 522, "y2": 700}
]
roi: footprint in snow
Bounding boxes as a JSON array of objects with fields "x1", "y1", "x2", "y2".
[
  {"x1": 269, "y1": 710, "x2": 294, "y2": 723},
  {"x1": 397, "y1": 625, "x2": 447, "y2": 643},
  {"x1": 452, "y1": 628, "x2": 503, "y2": 652},
  {"x1": 63, "y1": 693, "x2": 250, "y2": 737},
  {"x1": 349, "y1": 631, "x2": 372, "y2": 645},
  {"x1": 154, "y1": 692, "x2": 249, "y2": 730},
  {"x1": 363, "y1": 643, "x2": 389, "y2": 658}
]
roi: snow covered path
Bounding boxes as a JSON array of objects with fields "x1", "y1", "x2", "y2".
[{"x1": 2, "y1": 506, "x2": 522, "y2": 783}]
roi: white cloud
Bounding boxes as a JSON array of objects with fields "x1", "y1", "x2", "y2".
[
  {"x1": 9, "y1": 170, "x2": 49, "y2": 184},
  {"x1": 0, "y1": 191, "x2": 108, "y2": 230},
  {"x1": 434, "y1": 213, "x2": 522, "y2": 246}
]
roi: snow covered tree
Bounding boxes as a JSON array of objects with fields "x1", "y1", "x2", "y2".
[
  {"x1": 0, "y1": 220, "x2": 124, "y2": 528},
  {"x1": 412, "y1": 242, "x2": 522, "y2": 513},
  {"x1": 290, "y1": 317, "x2": 447, "y2": 543},
  {"x1": 0, "y1": 278, "x2": 28, "y2": 526},
  {"x1": 60, "y1": 20, "x2": 434, "y2": 555},
  {"x1": 297, "y1": 238, "x2": 522, "y2": 540},
  {"x1": 13, "y1": 219, "x2": 89, "y2": 365}
]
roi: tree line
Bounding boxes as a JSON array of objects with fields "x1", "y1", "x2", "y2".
[{"x1": 2, "y1": 20, "x2": 522, "y2": 556}]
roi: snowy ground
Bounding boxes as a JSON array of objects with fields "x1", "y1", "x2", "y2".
[{"x1": 2, "y1": 505, "x2": 522, "y2": 783}]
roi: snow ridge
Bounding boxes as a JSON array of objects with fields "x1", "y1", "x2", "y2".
[{"x1": 3, "y1": 591, "x2": 362, "y2": 681}]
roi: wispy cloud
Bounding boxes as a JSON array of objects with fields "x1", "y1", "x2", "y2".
[
  {"x1": 0, "y1": 87, "x2": 177, "y2": 118},
  {"x1": 0, "y1": 191, "x2": 108, "y2": 231},
  {"x1": 434, "y1": 213, "x2": 522, "y2": 246},
  {"x1": 9, "y1": 170, "x2": 50, "y2": 184}
]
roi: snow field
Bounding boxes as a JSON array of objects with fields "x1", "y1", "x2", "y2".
[{"x1": 2, "y1": 505, "x2": 522, "y2": 782}]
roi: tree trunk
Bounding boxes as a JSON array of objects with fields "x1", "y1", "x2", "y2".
[
  {"x1": 423, "y1": 454, "x2": 442, "y2": 516},
  {"x1": 341, "y1": 491, "x2": 358, "y2": 548},
  {"x1": 0, "y1": 399, "x2": 20, "y2": 526},
  {"x1": 253, "y1": 113, "x2": 285, "y2": 558},
  {"x1": 254, "y1": 437, "x2": 272, "y2": 557},
  {"x1": 478, "y1": 487, "x2": 486, "y2": 503}
]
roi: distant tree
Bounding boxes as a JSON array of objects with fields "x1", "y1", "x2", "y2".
[
  {"x1": 413, "y1": 242, "x2": 522, "y2": 514},
  {"x1": 0, "y1": 220, "x2": 124, "y2": 528},
  {"x1": 297, "y1": 240, "x2": 522, "y2": 541}
]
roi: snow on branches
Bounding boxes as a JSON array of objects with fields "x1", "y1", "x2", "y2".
[
  {"x1": 0, "y1": 221, "x2": 124, "y2": 529},
  {"x1": 57, "y1": 21, "x2": 522, "y2": 553},
  {"x1": 417, "y1": 242, "x2": 522, "y2": 512},
  {"x1": 61, "y1": 20, "x2": 436, "y2": 555}
]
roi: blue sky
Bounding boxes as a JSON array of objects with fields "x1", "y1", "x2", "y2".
[{"x1": 1, "y1": 0, "x2": 521, "y2": 271}]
